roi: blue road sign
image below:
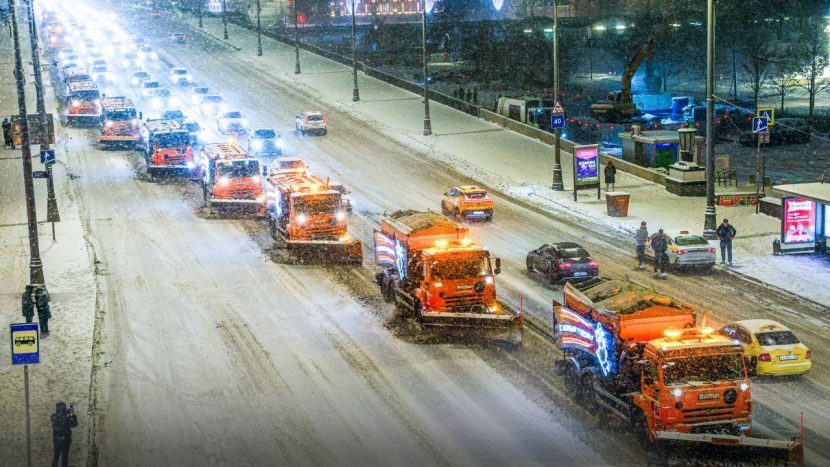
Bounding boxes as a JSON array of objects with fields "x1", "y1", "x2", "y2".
[
  {"x1": 757, "y1": 108, "x2": 774, "y2": 125},
  {"x1": 551, "y1": 113, "x2": 566, "y2": 129},
  {"x1": 40, "y1": 149, "x2": 55, "y2": 165},
  {"x1": 10, "y1": 323, "x2": 39, "y2": 365},
  {"x1": 752, "y1": 117, "x2": 769, "y2": 133}
]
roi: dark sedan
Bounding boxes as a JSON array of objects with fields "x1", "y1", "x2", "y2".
[{"x1": 526, "y1": 242, "x2": 598, "y2": 284}]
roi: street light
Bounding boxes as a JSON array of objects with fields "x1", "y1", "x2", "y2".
[
  {"x1": 421, "y1": 0, "x2": 432, "y2": 136},
  {"x1": 551, "y1": 0, "x2": 563, "y2": 190},
  {"x1": 222, "y1": 0, "x2": 229, "y2": 39},
  {"x1": 678, "y1": 127, "x2": 696, "y2": 162},
  {"x1": 198, "y1": 0, "x2": 203, "y2": 28},
  {"x1": 294, "y1": 0, "x2": 301, "y2": 74},
  {"x1": 350, "y1": 0, "x2": 359, "y2": 101},
  {"x1": 256, "y1": 0, "x2": 262, "y2": 56},
  {"x1": 703, "y1": 0, "x2": 717, "y2": 238}
]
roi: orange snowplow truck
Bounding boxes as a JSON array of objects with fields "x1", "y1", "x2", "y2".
[
  {"x1": 66, "y1": 80, "x2": 101, "y2": 125},
  {"x1": 553, "y1": 278, "x2": 803, "y2": 464},
  {"x1": 141, "y1": 119, "x2": 195, "y2": 178},
  {"x1": 99, "y1": 97, "x2": 140, "y2": 147},
  {"x1": 265, "y1": 159, "x2": 362, "y2": 264},
  {"x1": 199, "y1": 142, "x2": 265, "y2": 216},
  {"x1": 374, "y1": 210, "x2": 522, "y2": 346}
]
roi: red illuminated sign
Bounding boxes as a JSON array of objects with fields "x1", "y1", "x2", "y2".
[{"x1": 782, "y1": 198, "x2": 816, "y2": 244}]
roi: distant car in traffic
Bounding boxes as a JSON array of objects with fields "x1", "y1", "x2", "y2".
[
  {"x1": 199, "y1": 94, "x2": 225, "y2": 117},
  {"x1": 119, "y1": 51, "x2": 139, "y2": 69},
  {"x1": 217, "y1": 110, "x2": 248, "y2": 135},
  {"x1": 645, "y1": 229, "x2": 716, "y2": 271},
  {"x1": 718, "y1": 319, "x2": 811, "y2": 376},
  {"x1": 150, "y1": 9, "x2": 161, "y2": 18},
  {"x1": 441, "y1": 185, "x2": 494, "y2": 221},
  {"x1": 161, "y1": 109, "x2": 186, "y2": 121},
  {"x1": 140, "y1": 80, "x2": 161, "y2": 97},
  {"x1": 247, "y1": 128, "x2": 283, "y2": 157},
  {"x1": 91, "y1": 64, "x2": 110, "y2": 83},
  {"x1": 138, "y1": 46, "x2": 158, "y2": 62},
  {"x1": 190, "y1": 86, "x2": 209, "y2": 104},
  {"x1": 171, "y1": 33, "x2": 188, "y2": 44},
  {"x1": 184, "y1": 120, "x2": 202, "y2": 146},
  {"x1": 168, "y1": 67, "x2": 191, "y2": 86},
  {"x1": 295, "y1": 111, "x2": 327, "y2": 135},
  {"x1": 526, "y1": 242, "x2": 599, "y2": 284},
  {"x1": 130, "y1": 70, "x2": 151, "y2": 87},
  {"x1": 149, "y1": 88, "x2": 177, "y2": 109}
]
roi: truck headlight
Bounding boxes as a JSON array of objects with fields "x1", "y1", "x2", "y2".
[
  {"x1": 335, "y1": 211, "x2": 346, "y2": 221},
  {"x1": 739, "y1": 383, "x2": 749, "y2": 392},
  {"x1": 252, "y1": 175, "x2": 261, "y2": 184},
  {"x1": 105, "y1": 121, "x2": 113, "y2": 128},
  {"x1": 296, "y1": 214, "x2": 307, "y2": 225},
  {"x1": 71, "y1": 100, "x2": 80, "y2": 108},
  {"x1": 217, "y1": 176, "x2": 229, "y2": 187},
  {"x1": 672, "y1": 388, "x2": 683, "y2": 398},
  {"x1": 186, "y1": 161, "x2": 195, "y2": 169},
  {"x1": 251, "y1": 139, "x2": 263, "y2": 150}
]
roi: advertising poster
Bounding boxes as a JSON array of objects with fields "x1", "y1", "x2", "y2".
[
  {"x1": 574, "y1": 145, "x2": 599, "y2": 187},
  {"x1": 782, "y1": 198, "x2": 816, "y2": 244}
]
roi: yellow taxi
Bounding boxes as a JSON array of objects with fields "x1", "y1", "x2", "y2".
[
  {"x1": 441, "y1": 186, "x2": 494, "y2": 221},
  {"x1": 718, "y1": 319, "x2": 811, "y2": 376}
]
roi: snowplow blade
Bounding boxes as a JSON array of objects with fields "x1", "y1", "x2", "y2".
[
  {"x1": 420, "y1": 301, "x2": 523, "y2": 347},
  {"x1": 208, "y1": 199, "x2": 266, "y2": 218},
  {"x1": 287, "y1": 239, "x2": 363, "y2": 265},
  {"x1": 654, "y1": 431, "x2": 804, "y2": 465}
]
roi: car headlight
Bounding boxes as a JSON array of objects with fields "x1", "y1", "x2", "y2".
[
  {"x1": 186, "y1": 161, "x2": 195, "y2": 169},
  {"x1": 251, "y1": 140, "x2": 263, "y2": 150},
  {"x1": 335, "y1": 211, "x2": 346, "y2": 221},
  {"x1": 217, "y1": 176, "x2": 229, "y2": 187},
  {"x1": 296, "y1": 214, "x2": 307, "y2": 225}
]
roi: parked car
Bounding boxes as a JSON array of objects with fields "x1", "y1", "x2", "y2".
[
  {"x1": 718, "y1": 319, "x2": 811, "y2": 376},
  {"x1": 645, "y1": 229, "x2": 716, "y2": 271},
  {"x1": 526, "y1": 242, "x2": 598, "y2": 284}
]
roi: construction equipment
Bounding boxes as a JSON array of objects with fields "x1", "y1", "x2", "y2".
[
  {"x1": 99, "y1": 97, "x2": 140, "y2": 147},
  {"x1": 141, "y1": 119, "x2": 195, "y2": 178},
  {"x1": 553, "y1": 278, "x2": 803, "y2": 464},
  {"x1": 590, "y1": 37, "x2": 657, "y2": 122},
  {"x1": 265, "y1": 158, "x2": 362, "y2": 264},
  {"x1": 199, "y1": 142, "x2": 265, "y2": 216},
  {"x1": 374, "y1": 210, "x2": 522, "y2": 346}
]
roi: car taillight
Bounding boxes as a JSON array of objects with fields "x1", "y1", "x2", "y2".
[
  {"x1": 676, "y1": 249, "x2": 688, "y2": 255},
  {"x1": 805, "y1": 351, "x2": 811, "y2": 360},
  {"x1": 559, "y1": 262, "x2": 572, "y2": 269},
  {"x1": 758, "y1": 353, "x2": 771, "y2": 362},
  {"x1": 303, "y1": 117, "x2": 309, "y2": 124},
  {"x1": 708, "y1": 247, "x2": 716, "y2": 252},
  {"x1": 588, "y1": 261, "x2": 598, "y2": 268}
]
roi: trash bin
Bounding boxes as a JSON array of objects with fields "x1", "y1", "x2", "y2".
[{"x1": 606, "y1": 192, "x2": 630, "y2": 217}]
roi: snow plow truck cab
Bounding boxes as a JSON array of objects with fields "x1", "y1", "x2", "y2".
[
  {"x1": 141, "y1": 119, "x2": 195, "y2": 178},
  {"x1": 199, "y1": 142, "x2": 266, "y2": 217}
]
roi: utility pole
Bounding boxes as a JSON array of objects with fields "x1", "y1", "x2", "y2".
[
  {"x1": 10, "y1": 0, "x2": 45, "y2": 287},
  {"x1": 222, "y1": 0, "x2": 228, "y2": 39},
  {"x1": 350, "y1": 0, "x2": 359, "y2": 102},
  {"x1": 421, "y1": 0, "x2": 431, "y2": 136},
  {"x1": 198, "y1": 0, "x2": 203, "y2": 28},
  {"x1": 294, "y1": 0, "x2": 300, "y2": 74},
  {"x1": 256, "y1": 0, "x2": 262, "y2": 56},
  {"x1": 551, "y1": 0, "x2": 564, "y2": 190},
  {"x1": 27, "y1": 0, "x2": 59, "y2": 240},
  {"x1": 703, "y1": 0, "x2": 717, "y2": 238}
]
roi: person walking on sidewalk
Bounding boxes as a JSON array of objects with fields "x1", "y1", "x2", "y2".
[
  {"x1": 651, "y1": 228, "x2": 670, "y2": 279},
  {"x1": 604, "y1": 161, "x2": 617, "y2": 192},
  {"x1": 3, "y1": 117, "x2": 13, "y2": 149},
  {"x1": 51, "y1": 401, "x2": 78, "y2": 467},
  {"x1": 634, "y1": 221, "x2": 649, "y2": 270},
  {"x1": 716, "y1": 218, "x2": 737, "y2": 265},
  {"x1": 35, "y1": 286, "x2": 51, "y2": 335},
  {"x1": 21, "y1": 284, "x2": 35, "y2": 323}
]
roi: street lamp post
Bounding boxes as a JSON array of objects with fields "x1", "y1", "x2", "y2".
[
  {"x1": 350, "y1": 0, "x2": 359, "y2": 102},
  {"x1": 198, "y1": 0, "x2": 203, "y2": 28},
  {"x1": 551, "y1": 0, "x2": 563, "y2": 190},
  {"x1": 27, "y1": 0, "x2": 59, "y2": 240},
  {"x1": 222, "y1": 0, "x2": 229, "y2": 39},
  {"x1": 703, "y1": 0, "x2": 717, "y2": 238},
  {"x1": 256, "y1": 0, "x2": 262, "y2": 56},
  {"x1": 294, "y1": 0, "x2": 301, "y2": 74},
  {"x1": 678, "y1": 128, "x2": 696, "y2": 162},
  {"x1": 9, "y1": 0, "x2": 46, "y2": 289},
  {"x1": 421, "y1": 0, "x2": 432, "y2": 136}
]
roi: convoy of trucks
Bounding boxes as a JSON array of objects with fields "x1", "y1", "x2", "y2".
[
  {"x1": 198, "y1": 142, "x2": 265, "y2": 216},
  {"x1": 373, "y1": 210, "x2": 523, "y2": 346},
  {"x1": 553, "y1": 278, "x2": 803, "y2": 463}
]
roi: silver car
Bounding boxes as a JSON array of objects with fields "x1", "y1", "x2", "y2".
[{"x1": 646, "y1": 229, "x2": 716, "y2": 270}]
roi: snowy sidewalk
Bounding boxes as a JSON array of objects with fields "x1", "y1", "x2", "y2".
[
  {"x1": 179, "y1": 14, "x2": 830, "y2": 307},
  {"x1": 0, "y1": 23, "x2": 97, "y2": 465}
]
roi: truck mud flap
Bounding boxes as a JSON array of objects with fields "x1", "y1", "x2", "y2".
[
  {"x1": 654, "y1": 431, "x2": 804, "y2": 465},
  {"x1": 287, "y1": 239, "x2": 363, "y2": 265}
]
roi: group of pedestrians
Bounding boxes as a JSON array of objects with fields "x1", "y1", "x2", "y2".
[
  {"x1": 452, "y1": 86, "x2": 478, "y2": 105},
  {"x1": 22, "y1": 284, "x2": 51, "y2": 334},
  {"x1": 633, "y1": 219, "x2": 737, "y2": 278}
]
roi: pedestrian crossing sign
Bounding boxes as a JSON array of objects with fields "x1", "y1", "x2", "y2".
[
  {"x1": 756, "y1": 107, "x2": 774, "y2": 126},
  {"x1": 10, "y1": 323, "x2": 39, "y2": 365}
]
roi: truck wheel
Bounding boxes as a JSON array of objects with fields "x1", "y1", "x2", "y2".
[
  {"x1": 581, "y1": 374, "x2": 598, "y2": 415},
  {"x1": 634, "y1": 411, "x2": 653, "y2": 449},
  {"x1": 269, "y1": 218, "x2": 279, "y2": 240},
  {"x1": 563, "y1": 363, "x2": 580, "y2": 397},
  {"x1": 381, "y1": 279, "x2": 395, "y2": 303}
]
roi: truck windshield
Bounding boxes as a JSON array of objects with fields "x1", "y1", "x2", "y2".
[
  {"x1": 663, "y1": 353, "x2": 744, "y2": 385},
  {"x1": 431, "y1": 252, "x2": 490, "y2": 280},
  {"x1": 295, "y1": 195, "x2": 340, "y2": 215},
  {"x1": 254, "y1": 129, "x2": 276, "y2": 139},
  {"x1": 218, "y1": 160, "x2": 259, "y2": 178},
  {"x1": 154, "y1": 132, "x2": 189, "y2": 148},
  {"x1": 71, "y1": 90, "x2": 100, "y2": 100},
  {"x1": 106, "y1": 110, "x2": 136, "y2": 121}
]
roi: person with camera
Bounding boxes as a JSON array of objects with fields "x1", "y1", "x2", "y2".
[{"x1": 51, "y1": 401, "x2": 78, "y2": 467}]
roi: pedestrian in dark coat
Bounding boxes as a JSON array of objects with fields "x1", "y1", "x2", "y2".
[
  {"x1": 2, "y1": 117, "x2": 13, "y2": 148},
  {"x1": 51, "y1": 401, "x2": 78, "y2": 467},
  {"x1": 604, "y1": 160, "x2": 617, "y2": 191},
  {"x1": 634, "y1": 221, "x2": 649, "y2": 269},
  {"x1": 651, "y1": 229, "x2": 670, "y2": 278},
  {"x1": 22, "y1": 284, "x2": 35, "y2": 323},
  {"x1": 716, "y1": 218, "x2": 737, "y2": 265},
  {"x1": 35, "y1": 286, "x2": 51, "y2": 334}
]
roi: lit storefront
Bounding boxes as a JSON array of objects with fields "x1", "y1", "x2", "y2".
[{"x1": 329, "y1": 0, "x2": 439, "y2": 18}]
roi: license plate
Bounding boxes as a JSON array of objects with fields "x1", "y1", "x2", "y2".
[
  {"x1": 698, "y1": 393, "x2": 720, "y2": 400},
  {"x1": 574, "y1": 272, "x2": 588, "y2": 277},
  {"x1": 779, "y1": 354, "x2": 798, "y2": 361}
]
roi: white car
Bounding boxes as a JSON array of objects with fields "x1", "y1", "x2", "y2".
[
  {"x1": 91, "y1": 64, "x2": 110, "y2": 83},
  {"x1": 149, "y1": 88, "x2": 178, "y2": 109},
  {"x1": 646, "y1": 229, "x2": 716, "y2": 271},
  {"x1": 168, "y1": 67, "x2": 192, "y2": 86},
  {"x1": 140, "y1": 80, "x2": 161, "y2": 97},
  {"x1": 190, "y1": 86, "x2": 209, "y2": 104},
  {"x1": 217, "y1": 110, "x2": 248, "y2": 135},
  {"x1": 137, "y1": 45, "x2": 158, "y2": 62},
  {"x1": 129, "y1": 71, "x2": 151, "y2": 87},
  {"x1": 199, "y1": 95, "x2": 225, "y2": 117},
  {"x1": 295, "y1": 111, "x2": 327, "y2": 135},
  {"x1": 119, "y1": 52, "x2": 139, "y2": 69}
]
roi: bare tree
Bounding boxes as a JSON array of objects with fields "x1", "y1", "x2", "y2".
[
  {"x1": 768, "y1": 57, "x2": 799, "y2": 112},
  {"x1": 793, "y1": 19, "x2": 830, "y2": 125}
]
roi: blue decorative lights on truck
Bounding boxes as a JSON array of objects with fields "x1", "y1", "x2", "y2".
[{"x1": 554, "y1": 307, "x2": 615, "y2": 376}]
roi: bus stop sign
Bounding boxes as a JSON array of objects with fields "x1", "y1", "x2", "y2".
[{"x1": 10, "y1": 323, "x2": 40, "y2": 365}]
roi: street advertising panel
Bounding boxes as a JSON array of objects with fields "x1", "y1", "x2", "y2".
[
  {"x1": 782, "y1": 197, "x2": 816, "y2": 245},
  {"x1": 574, "y1": 144, "x2": 599, "y2": 187}
]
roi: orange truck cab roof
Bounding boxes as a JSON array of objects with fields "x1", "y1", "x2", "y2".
[
  {"x1": 648, "y1": 332, "x2": 744, "y2": 358},
  {"x1": 202, "y1": 142, "x2": 251, "y2": 161},
  {"x1": 380, "y1": 210, "x2": 469, "y2": 252},
  {"x1": 144, "y1": 119, "x2": 187, "y2": 136},
  {"x1": 67, "y1": 80, "x2": 99, "y2": 93},
  {"x1": 101, "y1": 96, "x2": 135, "y2": 112}
]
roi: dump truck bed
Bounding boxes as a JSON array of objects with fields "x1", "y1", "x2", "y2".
[{"x1": 380, "y1": 210, "x2": 468, "y2": 251}]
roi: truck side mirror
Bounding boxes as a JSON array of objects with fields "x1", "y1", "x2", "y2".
[
  {"x1": 494, "y1": 258, "x2": 501, "y2": 275},
  {"x1": 261, "y1": 166, "x2": 267, "y2": 176}
]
